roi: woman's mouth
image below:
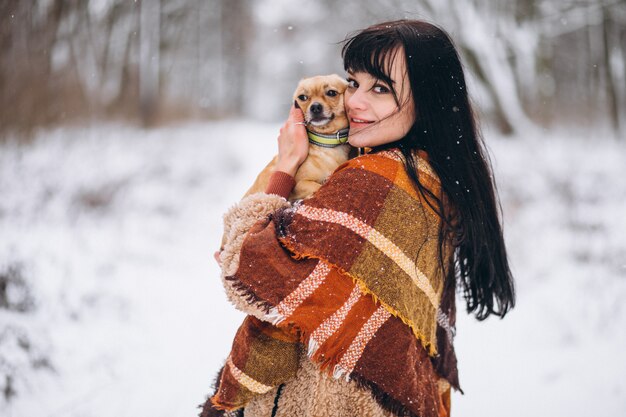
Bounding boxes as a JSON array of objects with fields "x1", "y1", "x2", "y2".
[{"x1": 349, "y1": 117, "x2": 374, "y2": 128}]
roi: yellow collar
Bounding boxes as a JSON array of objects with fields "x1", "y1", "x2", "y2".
[{"x1": 307, "y1": 128, "x2": 349, "y2": 148}]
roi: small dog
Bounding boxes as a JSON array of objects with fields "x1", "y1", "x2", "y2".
[
  {"x1": 217, "y1": 74, "x2": 350, "y2": 257},
  {"x1": 242, "y1": 73, "x2": 351, "y2": 201}
]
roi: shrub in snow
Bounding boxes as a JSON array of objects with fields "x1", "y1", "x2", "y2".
[
  {"x1": 0, "y1": 263, "x2": 52, "y2": 404},
  {"x1": 0, "y1": 263, "x2": 35, "y2": 312}
]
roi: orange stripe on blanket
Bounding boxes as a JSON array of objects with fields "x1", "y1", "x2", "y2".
[
  {"x1": 285, "y1": 268, "x2": 355, "y2": 337},
  {"x1": 310, "y1": 291, "x2": 379, "y2": 370},
  {"x1": 343, "y1": 150, "x2": 441, "y2": 199},
  {"x1": 377, "y1": 149, "x2": 439, "y2": 180},
  {"x1": 308, "y1": 284, "x2": 362, "y2": 356},
  {"x1": 266, "y1": 261, "x2": 331, "y2": 325},
  {"x1": 333, "y1": 306, "x2": 392, "y2": 380}
]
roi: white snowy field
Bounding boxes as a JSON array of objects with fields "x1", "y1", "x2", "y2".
[{"x1": 0, "y1": 121, "x2": 625, "y2": 417}]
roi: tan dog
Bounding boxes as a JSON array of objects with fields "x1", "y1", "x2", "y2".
[
  {"x1": 242, "y1": 74, "x2": 350, "y2": 201},
  {"x1": 217, "y1": 74, "x2": 350, "y2": 256}
]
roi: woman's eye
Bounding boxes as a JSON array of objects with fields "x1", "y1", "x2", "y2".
[
  {"x1": 346, "y1": 78, "x2": 358, "y2": 89},
  {"x1": 297, "y1": 94, "x2": 308, "y2": 101},
  {"x1": 373, "y1": 84, "x2": 390, "y2": 94},
  {"x1": 326, "y1": 90, "x2": 338, "y2": 97}
]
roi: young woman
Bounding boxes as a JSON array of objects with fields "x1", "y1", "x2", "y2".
[{"x1": 201, "y1": 19, "x2": 515, "y2": 417}]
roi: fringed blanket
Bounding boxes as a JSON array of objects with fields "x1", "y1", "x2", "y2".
[{"x1": 211, "y1": 149, "x2": 460, "y2": 417}]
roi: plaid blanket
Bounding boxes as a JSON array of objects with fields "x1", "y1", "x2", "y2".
[{"x1": 210, "y1": 149, "x2": 460, "y2": 417}]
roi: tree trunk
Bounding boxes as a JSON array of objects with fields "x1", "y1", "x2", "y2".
[
  {"x1": 139, "y1": 0, "x2": 161, "y2": 126},
  {"x1": 601, "y1": 7, "x2": 619, "y2": 132},
  {"x1": 220, "y1": 0, "x2": 253, "y2": 116}
]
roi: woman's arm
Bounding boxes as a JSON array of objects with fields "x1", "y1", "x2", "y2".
[
  {"x1": 218, "y1": 103, "x2": 309, "y2": 318},
  {"x1": 219, "y1": 192, "x2": 289, "y2": 318}
]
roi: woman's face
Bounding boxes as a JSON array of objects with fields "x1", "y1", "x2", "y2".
[{"x1": 344, "y1": 50, "x2": 416, "y2": 149}]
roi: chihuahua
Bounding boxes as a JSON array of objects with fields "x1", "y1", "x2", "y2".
[
  {"x1": 217, "y1": 74, "x2": 351, "y2": 256},
  {"x1": 242, "y1": 73, "x2": 351, "y2": 201}
]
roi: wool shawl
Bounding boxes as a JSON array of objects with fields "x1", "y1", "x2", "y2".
[{"x1": 210, "y1": 149, "x2": 460, "y2": 417}]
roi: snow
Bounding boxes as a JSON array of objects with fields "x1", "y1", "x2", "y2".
[
  {"x1": 1, "y1": 122, "x2": 625, "y2": 417},
  {"x1": 454, "y1": 128, "x2": 626, "y2": 416}
]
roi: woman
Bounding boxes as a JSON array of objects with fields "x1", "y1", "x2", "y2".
[{"x1": 201, "y1": 19, "x2": 515, "y2": 417}]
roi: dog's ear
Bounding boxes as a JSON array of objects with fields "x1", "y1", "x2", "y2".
[
  {"x1": 328, "y1": 74, "x2": 348, "y2": 87},
  {"x1": 326, "y1": 74, "x2": 348, "y2": 94}
]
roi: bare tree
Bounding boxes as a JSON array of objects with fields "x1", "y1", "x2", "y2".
[
  {"x1": 139, "y1": 0, "x2": 161, "y2": 126},
  {"x1": 601, "y1": 5, "x2": 620, "y2": 131},
  {"x1": 0, "y1": 0, "x2": 624, "y2": 136}
]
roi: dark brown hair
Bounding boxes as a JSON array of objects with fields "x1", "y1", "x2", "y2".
[{"x1": 343, "y1": 20, "x2": 515, "y2": 320}]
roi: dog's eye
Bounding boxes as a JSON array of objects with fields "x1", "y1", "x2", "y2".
[
  {"x1": 297, "y1": 94, "x2": 308, "y2": 101},
  {"x1": 326, "y1": 90, "x2": 338, "y2": 97}
]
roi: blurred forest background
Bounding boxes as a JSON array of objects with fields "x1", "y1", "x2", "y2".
[{"x1": 1, "y1": 0, "x2": 625, "y2": 136}]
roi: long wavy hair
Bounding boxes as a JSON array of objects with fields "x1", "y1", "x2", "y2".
[{"x1": 342, "y1": 19, "x2": 515, "y2": 320}]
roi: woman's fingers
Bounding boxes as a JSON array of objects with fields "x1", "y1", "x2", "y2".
[
  {"x1": 275, "y1": 104, "x2": 309, "y2": 175},
  {"x1": 289, "y1": 101, "x2": 305, "y2": 125},
  {"x1": 287, "y1": 102, "x2": 308, "y2": 151}
]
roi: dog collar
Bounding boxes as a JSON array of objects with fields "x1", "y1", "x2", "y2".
[{"x1": 307, "y1": 128, "x2": 350, "y2": 148}]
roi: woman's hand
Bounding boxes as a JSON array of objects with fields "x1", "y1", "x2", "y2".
[{"x1": 274, "y1": 102, "x2": 309, "y2": 177}]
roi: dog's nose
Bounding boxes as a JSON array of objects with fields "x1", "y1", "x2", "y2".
[{"x1": 310, "y1": 102, "x2": 323, "y2": 114}]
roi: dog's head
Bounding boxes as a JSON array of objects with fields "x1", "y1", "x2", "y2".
[{"x1": 293, "y1": 74, "x2": 349, "y2": 135}]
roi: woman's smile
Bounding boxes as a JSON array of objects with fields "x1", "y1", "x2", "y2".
[{"x1": 349, "y1": 117, "x2": 375, "y2": 129}]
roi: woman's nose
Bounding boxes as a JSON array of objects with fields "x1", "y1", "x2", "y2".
[{"x1": 345, "y1": 89, "x2": 367, "y2": 111}]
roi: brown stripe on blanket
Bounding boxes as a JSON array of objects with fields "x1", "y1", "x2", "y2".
[
  {"x1": 235, "y1": 214, "x2": 320, "y2": 305},
  {"x1": 353, "y1": 317, "x2": 442, "y2": 417},
  {"x1": 303, "y1": 160, "x2": 395, "y2": 224}
]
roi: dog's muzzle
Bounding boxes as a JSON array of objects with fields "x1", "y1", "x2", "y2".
[{"x1": 307, "y1": 103, "x2": 335, "y2": 126}]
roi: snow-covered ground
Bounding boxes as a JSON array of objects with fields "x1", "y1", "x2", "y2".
[{"x1": 0, "y1": 121, "x2": 624, "y2": 417}]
